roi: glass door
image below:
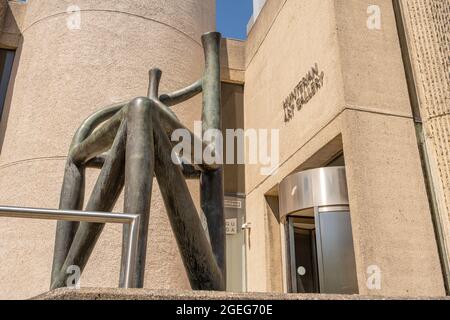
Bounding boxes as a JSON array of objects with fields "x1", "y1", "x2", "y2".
[
  {"x1": 287, "y1": 208, "x2": 358, "y2": 294},
  {"x1": 288, "y1": 216, "x2": 320, "y2": 293}
]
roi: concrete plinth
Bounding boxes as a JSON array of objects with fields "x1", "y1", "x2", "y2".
[{"x1": 34, "y1": 288, "x2": 450, "y2": 300}]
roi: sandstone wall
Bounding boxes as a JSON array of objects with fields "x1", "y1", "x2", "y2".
[{"x1": 0, "y1": 0, "x2": 215, "y2": 299}]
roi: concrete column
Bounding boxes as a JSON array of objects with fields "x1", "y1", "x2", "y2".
[
  {"x1": 0, "y1": 0, "x2": 214, "y2": 299},
  {"x1": 335, "y1": 0, "x2": 446, "y2": 296},
  {"x1": 400, "y1": 0, "x2": 450, "y2": 280}
]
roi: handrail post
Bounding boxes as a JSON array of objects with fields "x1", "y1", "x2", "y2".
[{"x1": 0, "y1": 205, "x2": 140, "y2": 289}]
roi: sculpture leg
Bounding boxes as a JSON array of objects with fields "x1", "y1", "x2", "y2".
[
  {"x1": 120, "y1": 97, "x2": 155, "y2": 288},
  {"x1": 200, "y1": 169, "x2": 226, "y2": 276},
  {"x1": 51, "y1": 161, "x2": 85, "y2": 284},
  {"x1": 200, "y1": 32, "x2": 226, "y2": 278},
  {"x1": 153, "y1": 118, "x2": 224, "y2": 290},
  {"x1": 51, "y1": 121, "x2": 127, "y2": 289},
  {"x1": 51, "y1": 108, "x2": 126, "y2": 286}
]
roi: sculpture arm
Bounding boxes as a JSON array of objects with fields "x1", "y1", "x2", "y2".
[
  {"x1": 159, "y1": 79, "x2": 203, "y2": 107},
  {"x1": 70, "y1": 101, "x2": 127, "y2": 150}
]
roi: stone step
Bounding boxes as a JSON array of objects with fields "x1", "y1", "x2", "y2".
[{"x1": 33, "y1": 288, "x2": 448, "y2": 300}]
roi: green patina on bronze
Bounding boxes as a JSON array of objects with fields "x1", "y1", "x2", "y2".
[{"x1": 50, "y1": 32, "x2": 226, "y2": 291}]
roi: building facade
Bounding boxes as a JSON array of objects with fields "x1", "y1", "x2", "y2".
[{"x1": 0, "y1": 0, "x2": 448, "y2": 299}]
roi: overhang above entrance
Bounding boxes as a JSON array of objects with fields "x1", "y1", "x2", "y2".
[{"x1": 279, "y1": 167, "x2": 349, "y2": 221}]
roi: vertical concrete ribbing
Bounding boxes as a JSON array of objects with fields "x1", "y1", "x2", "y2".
[{"x1": 401, "y1": 0, "x2": 450, "y2": 219}]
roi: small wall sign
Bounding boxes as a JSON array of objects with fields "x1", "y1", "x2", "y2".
[
  {"x1": 226, "y1": 218, "x2": 238, "y2": 235},
  {"x1": 283, "y1": 63, "x2": 325, "y2": 122},
  {"x1": 224, "y1": 199, "x2": 242, "y2": 209}
]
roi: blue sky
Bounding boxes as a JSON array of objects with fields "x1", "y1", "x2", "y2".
[{"x1": 216, "y1": 0, "x2": 253, "y2": 40}]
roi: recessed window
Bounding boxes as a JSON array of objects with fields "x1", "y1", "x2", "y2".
[{"x1": 0, "y1": 49, "x2": 15, "y2": 121}]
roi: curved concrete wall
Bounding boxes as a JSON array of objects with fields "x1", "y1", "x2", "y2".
[
  {"x1": 0, "y1": 0, "x2": 214, "y2": 299},
  {"x1": 0, "y1": 1, "x2": 7, "y2": 29}
]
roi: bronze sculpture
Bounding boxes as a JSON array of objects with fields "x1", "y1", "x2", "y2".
[{"x1": 50, "y1": 32, "x2": 226, "y2": 291}]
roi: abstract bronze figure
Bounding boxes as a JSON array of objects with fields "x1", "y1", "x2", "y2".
[{"x1": 50, "y1": 32, "x2": 225, "y2": 291}]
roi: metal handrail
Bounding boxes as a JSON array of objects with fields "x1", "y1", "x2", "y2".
[{"x1": 0, "y1": 205, "x2": 140, "y2": 289}]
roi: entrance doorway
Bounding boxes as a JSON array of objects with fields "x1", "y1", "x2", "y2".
[
  {"x1": 288, "y1": 216, "x2": 319, "y2": 293},
  {"x1": 280, "y1": 167, "x2": 359, "y2": 294}
]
